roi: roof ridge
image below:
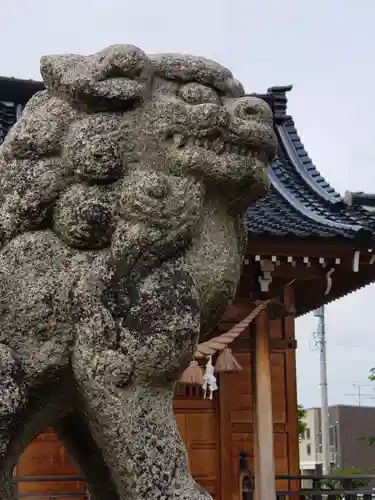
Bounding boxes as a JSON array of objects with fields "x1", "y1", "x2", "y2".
[
  {"x1": 280, "y1": 117, "x2": 343, "y2": 207},
  {"x1": 0, "y1": 76, "x2": 43, "y2": 85},
  {"x1": 264, "y1": 86, "x2": 375, "y2": 235},
  {"x1": 266, "y1": 86, "x2": 344, "y2": 208},
  {"x1": 267, "y1": 85, "x2": 293, "y2": 120},
  {"x1": 247, "y1": 85, "x2": 375, "y2": 240}
]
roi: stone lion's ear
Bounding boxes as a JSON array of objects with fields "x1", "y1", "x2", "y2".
[
  {"x1": 40, "y1": 54, "x2": 57, "y2": 89},
  {"x1": 94, "y1": 45, "x2": 151, "y2": 79},
  {"x1": 39, "y1": 47, "x2": 152, "y2": 110},
  {"x1": 40, "y1": 54, "x2": 92, "y2": 93}
]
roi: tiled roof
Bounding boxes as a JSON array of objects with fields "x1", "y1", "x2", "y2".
[
  {"x1": 246, "y1": 86, "x2": 375, "y2": 240},
  {"x1": 0, "y1": 76, "x2": 44, "y2": 105},
  {"x1": 0, "y1": 78, "x2": 374, "y2": 240},
  {"x1": 0, "y1": 101, "x2": 16, "y2": 143}
]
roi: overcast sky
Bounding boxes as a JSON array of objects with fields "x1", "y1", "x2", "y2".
[{"x1": 2, "y1": 0, "x2": 375, "y2": 409}]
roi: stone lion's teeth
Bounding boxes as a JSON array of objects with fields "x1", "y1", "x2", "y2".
[
  {"x1": 174, "y1": 134, "x2": 250, "y2": 156},
  {"x1": 173, "y1": 134, "x2": 185, "y2": 148}
]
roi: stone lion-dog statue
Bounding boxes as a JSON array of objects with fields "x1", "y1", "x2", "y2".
[{"x1": 0, "y1": 44, "x2": 277, "y2": 499}]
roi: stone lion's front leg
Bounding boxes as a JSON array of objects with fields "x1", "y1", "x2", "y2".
[
  {"x1": 0, "y1": 345, "x2": 26, "y2": 500},
  {"x1": 73, "y1": 259, "x2": 211, "y2": 500}
]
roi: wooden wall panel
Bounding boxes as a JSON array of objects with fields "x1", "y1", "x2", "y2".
[
  {"x1": 270, "y1": 318, "x2": 283, "y2": 339},
  {"x1": 174, "y1": 393, "x2": 219, "y2": 499},
  {"x1": 175, "y1": 412, "x2": 187, "y2": 443},
  {"x1": 17, "y1": 408, "x2": 219, "y2": 499},
  {"x1": 219, "y1": 334, "x2": 298, "y2": 500},
  {"x1": 16, "y1": 428, "x2": 86, "y2": 499},
  {"x1": 271, "y1": 353, "x2": 287, "y2": 424}
]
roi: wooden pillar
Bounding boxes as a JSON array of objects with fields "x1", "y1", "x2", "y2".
[
  {"x1": 284, "y1": 286, "x2": 300, "y2": 494},
  {"x1": 251, "y1": 309, "x2": 276, "y2": 500}
]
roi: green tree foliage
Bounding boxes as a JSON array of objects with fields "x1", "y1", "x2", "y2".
[
  {"x1": 357, "y1": 367, "x2": 375, "y2": 446},
  {"x1": 323, "y1": 465, "x2": 372, "y2": 490},
  {"x1": 298, "y1": 404, "x2": 307, "y2": 440}
]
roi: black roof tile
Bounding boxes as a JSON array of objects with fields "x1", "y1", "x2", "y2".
[
  {"x1": 0, "y1": 101, "x2": 16, "y2": 143},
  {"x1": 0, "y1": 76, "x2": 44, "y2": 104},
  {"x1": 247, "y1": 86, "x2": 375, "y2": 240}
]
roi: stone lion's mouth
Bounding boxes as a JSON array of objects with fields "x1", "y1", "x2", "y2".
[{"x1": 167, "y1": 132, "x2": 255, "y2": 157}]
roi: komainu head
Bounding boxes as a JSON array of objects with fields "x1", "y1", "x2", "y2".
[{"x1": 0, "y1": 44, "x2": 277, "y2": 261}]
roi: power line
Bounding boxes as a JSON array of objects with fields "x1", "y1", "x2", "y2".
[{"x1": 345, "y1": 381, "x2": 375, "y2": 406}]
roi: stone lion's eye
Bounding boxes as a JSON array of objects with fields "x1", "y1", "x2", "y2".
[{"x1": 177, "y1": 83, "x2": 220, "y2": 105}]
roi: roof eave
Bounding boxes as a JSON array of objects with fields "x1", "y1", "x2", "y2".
[{"x1": 0, "y1": 76, "x2": 44, "y2": 104}]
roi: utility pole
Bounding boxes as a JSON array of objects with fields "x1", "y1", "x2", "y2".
[
  {"x1": 352, "y1": 382, "x2": 363, "y2": 406},
  {"x1": 313, "y1": 306, "x2": 330, "y2": 475}
]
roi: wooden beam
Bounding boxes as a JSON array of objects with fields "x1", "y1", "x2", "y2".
[
  {"x1": 294, "y1": 265, "x2": 375, "y2": 316},
  {"x1": 246, "y1": 256, "x2": 375, "y2": 275},
  {"x1": 247, "y1": 236, "x2": 375, "y2": 257},
  {"x1": 241, "y1": 261, "x2": 326, "y2": 280},
  {"x1": 252, "y1": 310, "x2": 276, "y2": 500},
  {"x1": 272, "y1": 263, "x2": 325, "y2": 280},
  {"x1": 235, "y1": 337, "x2": 297, "y2": 352}
]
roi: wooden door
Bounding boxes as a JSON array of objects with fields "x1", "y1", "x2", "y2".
[
  {"x1": 174, "y1": 384, "x2": 220, "y2": 498},
  {"x1": 218, "y1": 348, "x2": 298, "y2": 500},
  {"x1": 15, "y1": 427, "x2": 86, "y2": 499}
]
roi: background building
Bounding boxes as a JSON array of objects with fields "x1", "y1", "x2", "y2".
[{"x1": 300, "y1": 405, "x2": 375, "y2": 474}]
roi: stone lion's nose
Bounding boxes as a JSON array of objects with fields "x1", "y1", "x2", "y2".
[
  {"x1": 232, "y1": 95, "x2": 273, "y2": 122},
  {"x1": 222, "y1": 94, "x2": 277, "y2": 157},
  {"x1": 222, "y1": 94, "x2": 276, "y2": 148}
]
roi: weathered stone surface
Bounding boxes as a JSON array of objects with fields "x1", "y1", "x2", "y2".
[
  {"x1": 0, "y1": 44, "x2": 277, "y2": 499},
  {"x1": 63, "y1": 114, "x2": 126, "y2": 183},
  {"x1": 1, "y1": 95, "x2": 77, "y2": 162},
  {"x1": 53, "y1": 183, "x2": 118, "y2": 249},
  {"x1": 41, "y1": 44, "x2": 152, "y2": 111}
]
